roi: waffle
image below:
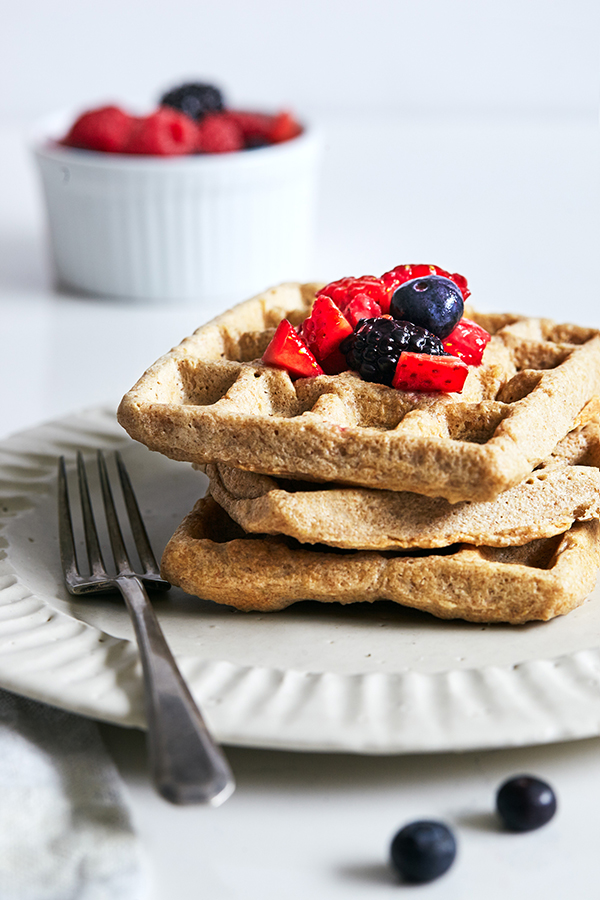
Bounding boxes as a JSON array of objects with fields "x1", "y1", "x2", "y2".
[
  {"x1": 204, "y1": 418, "x2": 600, "y2": 550},
  {"x1": 160, "y1": 496, "x2": 600, "y2": 624},
  {"x1": 118, "y1": 283, "x2": 600, "y2": 502}
]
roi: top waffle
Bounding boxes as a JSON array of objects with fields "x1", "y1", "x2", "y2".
[{"x1": 118, "y1": 282, "x2": 600, "y2": 503}]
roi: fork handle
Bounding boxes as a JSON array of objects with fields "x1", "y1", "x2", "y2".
[{"x1": 116, "y1": 575, "x2": 235, "y2": 805}]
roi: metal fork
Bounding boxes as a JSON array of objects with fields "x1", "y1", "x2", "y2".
[{"x1": 58, "y1": 449, "x2": 235, "y2": 806}]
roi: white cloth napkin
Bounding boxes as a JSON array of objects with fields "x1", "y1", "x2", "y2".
[{"x1": 0, "y1": 689, "x2": 149, "y2": 900}]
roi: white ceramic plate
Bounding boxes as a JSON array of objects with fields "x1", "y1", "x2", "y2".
[{"x1": 3, "y1": 407, "x2": 600, "y2": 754}]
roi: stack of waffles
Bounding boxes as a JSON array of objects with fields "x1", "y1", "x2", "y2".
[{"x1": 118, "y1": 283, "x2": 600, "y2": 624}]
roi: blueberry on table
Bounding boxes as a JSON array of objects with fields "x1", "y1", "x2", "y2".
[
  {"x1": 496, "y1": 775, "x2": 557, "y2": 832},
  {"x1": 390, "y1": 275, "x2": 464, "y2": 339},
  {"x1": 390, "y1": 820, "x2": 457, "y2": 883}
]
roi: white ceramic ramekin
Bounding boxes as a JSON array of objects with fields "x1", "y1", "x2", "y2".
[{"x1": 32, "y1": 112, "x2": 320, "y2": 306}]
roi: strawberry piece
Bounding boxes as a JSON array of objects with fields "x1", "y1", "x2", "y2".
[
  {"x1": 301, "y1": 296, "x2": 353, "y2": 363},
  {"x1": 269, "y1": 111, "x2": 303, "y2": 143},
  {"x1": 262, "y1": 320, "x2": 324, "y2": 379},
  {"x1": 318, "y1": 275, "x2": 391, "y2": 315},
  {"x1": 320, "y1": 348, "x2": 349, "y2": 375},
  {"x1": 392, "y1": 352, "x2": 469, "y2": 394},
  {"x1": 382, "y1": 264, "x2": 471, "y2": 303},
  {"x1": 125, "y1": 107, "x2": 199, "y2": 155},
  {"x1": 63, "y1": 106, "x2": 137, "y2": 153},
  {"x1": 343, "y1": 292, "x2": 382, "y2": 327},
  {"x1": 443, "y1": 318, "x2": 491, "y2": 366},
  {"x1": 197, "y1": 112, "x2": 244, "y2": 153}
]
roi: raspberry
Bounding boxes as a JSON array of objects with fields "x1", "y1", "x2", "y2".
[
  {"x1": 268, "y1": 111, "x2": 303, "y2": 143},
  {"x1": 343, "y1": 293, "x2": 382, "y2": 327},
  {"x1": 341, "y1": 318, "x2": 446, "y2": 387},
  {"x1": 160, "y1": 82, "x2": 224, "y2": 121},
  {"x1": 62, "y1": 106, "x2": 136, "y2": 153},
  {"x1": 125, "y1": 107, "x2": 199, "y2": 156},
  {"x1": 382, "y1": 264, "x2": 471, "y2": 303},
  {"x1": 262, "y1": 320, "x2": 324, "y2": 379},
  {"x1": 226, "y1": 110, "x2": 275, "y2": 148},
  {"x1": 318, "y1": 276, "x2": 391, "y2": 315},
  {"x1": 197, "y1": 113, "x2": 244, "y2": 153}
]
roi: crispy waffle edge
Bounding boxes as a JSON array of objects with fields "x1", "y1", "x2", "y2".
[
  {"x1": 160, "y1": 497, "x2": 600, "y2": 625},
  {"x1": 205, "y1": 419, "x2": 600, "y2": 550},
  {"x1": 118, "y1": 282, "x2": 600, "y2": 503}
]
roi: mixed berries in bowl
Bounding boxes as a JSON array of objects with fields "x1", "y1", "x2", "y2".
[
  {"x1": 61, "y1": 81, "x2": 303, "y2": 156},
  {"x1": 33, "y1": 81, "x2": 318, "y2": 302},
  {"x1": 262, "y1": 264, "x2": 491, "y2": 394}
]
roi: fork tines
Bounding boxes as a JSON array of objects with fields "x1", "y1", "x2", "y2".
[{"x1": 58, "y1": 450, "x2": 169, "y2": 594}]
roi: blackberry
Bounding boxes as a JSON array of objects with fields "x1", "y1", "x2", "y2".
[
  {"x1": 340, "y1": 318, "x2": 447, "y2": 386},
  {"x1": 160, "y1": 82, "x2": 224, "y2": 121}
]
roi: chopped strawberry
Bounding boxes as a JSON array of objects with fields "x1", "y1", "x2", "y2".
[
  {"x1": 196, "y1": 112, "x2": 244, "y2": 153},
  {"x1": 320, "y1": 348, "x2": 349, "y2": 375},
  {"x1": 262, "y1": 320, "x2": 324, "y2": 379},
  {"x1": 269, "y1": 111, "x2": 303, "y2": 143},
  {"x1": 125, "y1": 107, "x2": 199, "y2": 155},
  {"x1": 342, "y1": 292, "x2": 382, "y2": 327},
  {"x1": 62, "y1": 106, "x2": 137, "y2": 153},
  {"x1": 382, "y1": 264, "x2": 471, "y2": 303},
  {"x1": 392, "y1": 352, "x2": 469, "y2": 393},
  {"x1": 300, "y1": 296, "x2": 353, "y2": 362},
  {"x1": 443, "y1": 318, "x2": 491, "y2": 366},
  {"x1": 317, "y1": 276, "x2": 391, "y2": 315}
]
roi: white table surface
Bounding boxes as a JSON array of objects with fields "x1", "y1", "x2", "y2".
[{"x1": 1, "y1": 111, "x2": 599, "y2": 898}]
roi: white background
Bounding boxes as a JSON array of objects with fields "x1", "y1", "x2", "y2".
[{"x1": 1, "y1": 0, "x2": 598, "y2": 122}]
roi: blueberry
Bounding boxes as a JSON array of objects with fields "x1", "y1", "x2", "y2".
[
  {"x1": 390, "y1": 275, "x2": 464, "y2": 339},
  {"x1": 390, "y1": 820, "x2": 457, "y2": 883},
  {"x1": 496, "y1": 775, "x2": 557, "y2": 832}
]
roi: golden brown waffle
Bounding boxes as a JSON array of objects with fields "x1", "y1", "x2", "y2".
[
  {"x1": 160, "y1": 497, "x2": 600, "y2": 624},
  {"x1": 118, "y1": 283, "x2": 600, "y2": 503},
  {"x1": 205, "y1": 420, "x2": 600, "y2": 550}
]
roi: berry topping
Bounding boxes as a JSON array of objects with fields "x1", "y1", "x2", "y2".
[
  {"x1": 393, "y1": 351, "x2": 468, "y2": 393},
  {"x1": 197, "y1": 113, "x2": 244, "y2": 153},
  {"x1": 382, "y1": 264, "x2": 471, "y2": 302},
  {"x1": 496, "y1": 776, "x2": 557, "y2": 832},
  {"x1": 159, "y1": 82, "x2": 224, "y2": 121},
  {"x1": 317, "y1": 276, "x2": 391, "y2": 315},
  {"x1": 226, "y1": 110, "x2": 275, "y2": 148},
  {"x1": 301, "y1": 295, "x2": 353, "y2": 363},
  {"x1": 125, "y1": 108, "x2": 199, "y2": 156},
  {"x1": 342, "y1": 293, "x2": 382, "y2": 328},
  {"x1": 443, "y1": 318, "x2": 491, "y2": 366},
  {"x1": 340, "y1": 318, "x2": 446, "y2": 387},
  {"x1": 390, "y1": 275, "x2": 464, "y2": 339},
  {"x1": 63, "y1": 106, "x2": 137, "y2": 153},
  {"x1": 319, "y1": 348, "x2": 349, "y2": 375},
  {"x1": 262, "y1": 320, "x2": 324, "y2": 379},
  {"x1": 390, "y1": 821, "x2": 457, "y2": 884}
]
